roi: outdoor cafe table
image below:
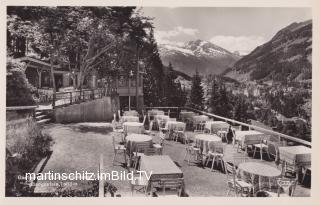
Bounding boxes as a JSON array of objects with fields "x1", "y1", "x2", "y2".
[
  {"x1": 165, "y1": 121, "x2": 186, "y2": 139},
  {"x1": 235, "y1": 130, "x2": 265, "y2": 149},
  {"x1": 180, "y1": 111, "x2": 196, "y2": 121},
  {"x1": 126, "y1": 134, "x2": 153, "y2": 152},
  {"x1": 204, "y1": 121, "x2": 230, "y2": 133},
  {"x1": 238, "y1": 162, "x2": 281, "y2": 192},
  {"x1": 121, "y1": 116, "x2": 139, "y2": 123},
  {"x1": 192, "y1": 115, "x2": 209, "y2": 123},
  {"x1": 154, "y1": 115, "x2": 170, "y2": 121},
  {"x1": 140, "y1": 155, "x2": 183, "y2": 181},
  {"x1": 123, "y1": 122, "x2": 145, "y2": 134},
  {"x1": 123, "y1": 110, "x2": 139, "y2": 117},
  {"x1": 165, "y1": 121, "x2": 186, "y2": 131},
  {"x1": 148, "y1": 110, "x2": 165, "y2": 118},
  {"x1": 195, "y1": 134, "x2": 222, "y2": 154},
  {"x1": 279, "y1": 145, "x2": 311, "y2": 174}
]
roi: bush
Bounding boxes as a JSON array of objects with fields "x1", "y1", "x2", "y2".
[
  {"x1": 6, "y1": 118, "x2": 53, "y2": 196},
  {"x1": 6, "y1": 57, "x2": 37, "y2": 106}
]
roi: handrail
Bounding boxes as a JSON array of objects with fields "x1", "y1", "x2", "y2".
[
  {"x1": 185, "y1": 107, "x2": 311, "y2": 147},
  {"x1": 6, "y1": 106, "x2": 37, "y2": 111},
  {"x1": 145, "y1": 106, "x2": 311, "y2": 147}
]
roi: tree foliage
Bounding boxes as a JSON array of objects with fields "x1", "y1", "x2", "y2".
[
  {"x1": 6, "y1": 57, "x2": 36, "y2": 106},
  {"x1": 189, "y1": 70, "x2": 204, "y2": 109}
]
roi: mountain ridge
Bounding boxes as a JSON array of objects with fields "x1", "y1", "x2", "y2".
[
  {"x1": 158, "y1": 39, "x2": 241, "y2": 76},
  {"x1": 224, "y1": 20, "x2": 312, "y2": 83}
]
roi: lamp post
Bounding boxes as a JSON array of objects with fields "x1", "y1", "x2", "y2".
[{"x1": 128, "y1": 70, "x2": 134, "y2": 110}]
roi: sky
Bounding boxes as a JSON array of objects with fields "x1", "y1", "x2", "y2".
[{"x1": 142, "y1": 7, "x2": 312, "y2": 55}]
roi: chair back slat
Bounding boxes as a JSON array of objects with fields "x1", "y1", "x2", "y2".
[
  {"x1": 135, "y1": 142, "x2": 151, "y2": 153},
  {"x1": 144, "y1": 147, "x2": 157, "y2": 156},
  {"x1": 276, "y1": 178, "x2": 297, "y2": 197},
  {"x1": 158, "y1": 178, "x2": 184, "y2": 196}
]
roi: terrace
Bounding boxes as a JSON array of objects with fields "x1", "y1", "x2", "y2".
[{"x1": 32, "y1": 107, "x2": 311, "y2": 197}]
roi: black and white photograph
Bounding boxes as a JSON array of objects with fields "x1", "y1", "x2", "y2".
[{"x1": 4, "y1": 1, "x2": 315, "y2": 198}]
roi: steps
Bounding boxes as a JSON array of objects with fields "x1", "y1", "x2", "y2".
[{"x1": 35, "y1": 110, "x2": 52, "y2": 125}]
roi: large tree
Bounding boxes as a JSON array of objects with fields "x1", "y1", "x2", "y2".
[{"x1": 189, "y1": 70, "x2": 204, "y2": 109}]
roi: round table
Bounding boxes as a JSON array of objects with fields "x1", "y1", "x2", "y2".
[
  {"x1": 195, "y1": 134, "x2": 222, "y2": 154},
  {"x1": 123, "y1": 122, "x2": 145, "y2": 134},
  {"x1": 166, "y1": 121, "x2": 186, "y2": 131},
  {"x1": 238, "y1": 162, "x2": 282, "y2": 192},
  {"x1": 126, "y1": 134, "x2": 153, "y2": 151}
]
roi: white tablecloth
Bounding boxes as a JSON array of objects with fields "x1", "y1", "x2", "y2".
[
  {"x1": 195, "y1": 134, "x2": 222, "y2": 154},
  {"x1": 279, "y1": 146, "x2": 311, "y2": 166},
  {"x1": 123, "y1": 110, "x2": 139, "y2": 117},
  {"x1": 192, "y1": 115, "x2": 209, "y2": 123},
  {"x1": 121, "y1": 116, "x2": 139, "y2": 123},
  {"x1": 204, "y1": 121, "x2": 229, "y2": 133},
  {"x1": 165, "y1": 121, "x2": 186, "y2": 131},
  {"x1": 126, "y1": 134, "x2": 153, "y2": 152},
  {"x1": 123, "y1": 122, "x2": 145, "y2": 134},
  {"x1": 235, "y1": 130, "x2": 265, "y2": 146},
  {"x1": 180, "y1": 111, "x2": 196, "y2": 121}
]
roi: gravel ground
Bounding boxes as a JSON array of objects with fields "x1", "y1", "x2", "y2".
[{"x1": 35, "y1": 122, "x2": 310, "y2": 197}]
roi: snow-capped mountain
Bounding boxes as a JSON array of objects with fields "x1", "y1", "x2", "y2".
[
  {"x1": 225, "y1": 20, "x2": 312, "y2": 83},
  {"x1": 158, "y1": 40, "x2": 241, "y2": 76}
]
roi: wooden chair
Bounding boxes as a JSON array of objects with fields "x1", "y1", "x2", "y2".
[
  {"x1": 218, "y1": 127, "x2": 230, "y2": 143},
  {"x1": 153, "y1": 131, "x2": 165, "y2": 155},
  {"x1": 264, "y1": 178, "x2": 297, "y2": 197},
  {"x1": 194, "y1": 121, "x2": 206, "y2": 133},
  {"x1": 144, "y1": 147, "x2": 157, "y2": 156},
  {"x1": 142, "y1": 115, "x2": 147, "y2": 125},
  {"x1": 224, "y1": 161, "x2": 253, "y2": 197},
  {"x1": 183, "y1": 134, "x2": 201, "y2": 165},
  {"x1": 144, "y1": 120, "x2": 154, "y2": 135},
  {"x1": 231, "y1": 125, "x2": 242, "y2": 149},
  {"x1": 112, "y1": 135, "x2": 127, "y2": 166},
  {"x1": 172, "y1": 124, "x2": 186, "y2": 142},
  {"x1": 152, "y1": 178, "x2": 184, "y2": 197},
  {"x1": 267, "y1": 141, "x2": 281, "y2": 163},
  {"x1": 131, "y1": 143, "x2": 151, "y2": 170},
  {"x1": 252, "y1": 136, "x2": 270, "y2": 160},
  {"x1": 206, "y1": 142, "x2": 225, "y2": 172},
  {"x1": 130, "y1": 174, "x2": 150, "y2": 196}
]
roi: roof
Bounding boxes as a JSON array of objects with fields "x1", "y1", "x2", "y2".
[{"x1": 18, "y1": 56, "x2": 69, "y2": 72}]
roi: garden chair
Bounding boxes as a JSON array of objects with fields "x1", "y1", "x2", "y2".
[
  {"x1": 267, "y1": 140, "x2": 282, "y2": 164},
  {"x1": 144, "y1": 147, "x2": 157, "y2": 156},
  {"x1": 183, "y1": 134, "x2": 201, "y2": 165},
  {"x1": 252, "y1": 135, "x2": 271, "y2": 160},
  {"x1": 172, "y1": 124, "x2": 186, "y2": 143},
  {"x1": 142, "y1": 115, "x2": 147, "y2": 125},
  {"x1": 153, "y1": 131, "x2": 165, "y2": 155},
  {"x1": 193, "y1": 120, "x2": 205, "y2": 133},
  {"x1": 130, "y1": 174, "x2": 150, "y2": 196},
  {"x1": 112, "y1": 135, "x2": 127, "y2": 166},
  {"x1": 218, "y1": 127, "x2": 230, "y2": 143},
  {"x1": 263, "y1": 178, "x2": 297, "y2": 197},
  {"x1": 152, "y1": 178, "x2": 184, "y2": 197},
  {"x1": 231, "y1": 126, "x2": 244, "y2": 152},
  {"x1": 224, "y1": 160, "x2": 253, "y2": 197},
  {"x1": 131, "y1": 142, "x2": 152, "y2": 170},
  {"x1": 206, "y1": 142, "x2": 225, "y2": 172}
]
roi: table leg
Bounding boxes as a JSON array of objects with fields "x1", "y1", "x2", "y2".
[
  {"x1": 251, "y1": 174, "x2": 255, "y2": 194},
  {"x1": 258, "y1": 176, "x2": 261, "y2": 191}
]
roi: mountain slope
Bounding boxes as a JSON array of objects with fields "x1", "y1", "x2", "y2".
[
  {"x1": 225, "y1": 20, "x2": 312, "y2": 83},
  {"x1": 159, "y1": 40, "x2": 241, "y2": 76}
]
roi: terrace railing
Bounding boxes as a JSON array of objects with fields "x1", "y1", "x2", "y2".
[
  {"x1": 38, "y1": 87, "x2": 117, "y2": 109},
  {"x1": 145, "y1": 106, "x2": 311, "y2": 148}
]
